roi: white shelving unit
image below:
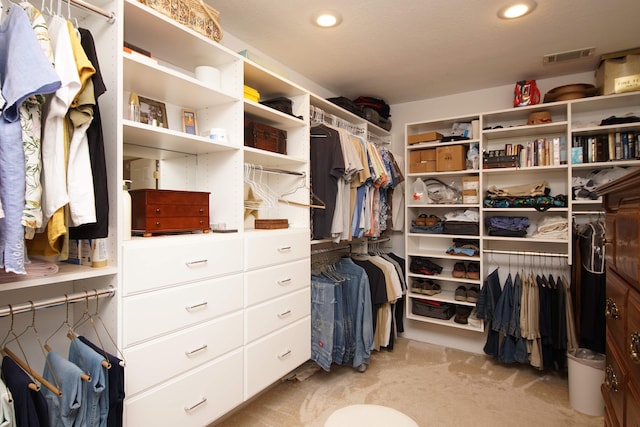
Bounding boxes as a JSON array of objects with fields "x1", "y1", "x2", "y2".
[{"x1": 405, "y1": 91, "x2": 640, "y2": 333}]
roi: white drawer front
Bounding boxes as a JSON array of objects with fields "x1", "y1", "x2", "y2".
[
  {"x1": 122, "y1": 235, "x2": 243, "y2": 295},
  {"x1": 245, "y1": 288, "x2": 310, "y2": 343},
  {"x1": 125, "y1": 349, "x2": 243, "y2": 427},
  {"x1": 124, "y1": 312, "x2": 243, "y2": 396},
  {"x1": 122, "y1": 274, "x2": 243, "y2": 347},
  {"x1": 244, "y1": 229, "x2": 309, "y2": 270},
  {"x1": 245, "y1": 317, "x2": 310, "y2": 399},
  {"x1": 245, "y1": 259, "x2": 310, "y2": 306}
]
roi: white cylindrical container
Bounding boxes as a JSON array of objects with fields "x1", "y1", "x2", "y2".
[
  {"x1": 209, "y1": 127, "x2": 227, "y2": 143},
  {"x1": 121, "y1": 180, "x2": 132, "y2": 241},
  {"x1": 195, "y1": 65, "x2": 220, "y2": 90}
]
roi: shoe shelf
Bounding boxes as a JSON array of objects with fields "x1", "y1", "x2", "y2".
[
  {"x1": 406, "y1": 249, "x2": 480, "y2": 262},
  {"x1": 405, "y1": 308, "x2": 483, "y2": 332},
  {"x1": 407, "y1": 287, "x2": 477, "y2": 308}
]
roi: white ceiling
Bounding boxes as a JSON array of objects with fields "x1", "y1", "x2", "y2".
[{"x1": 208, "y1": 0, "x2": 640, "y2": 105}]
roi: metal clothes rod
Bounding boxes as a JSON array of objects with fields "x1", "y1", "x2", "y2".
[
  {"x1": 572, "y1": 210, "x2": 605, "y2": 215},
  {"x1": 245, "y1": 163, "x2": 306, "y2": 177},
  {"x1": 311, "y1": 244, "x2": 352, "y2": 256},
  {"x1": 0, "y1": 287, "x2": 116, "y2": 319},
  {"x1": 71, "y1": 0, "x2": 116, "y2": 23},
  {"x1": 483, "y1": 249, "x2": 568, "y2": 258}
]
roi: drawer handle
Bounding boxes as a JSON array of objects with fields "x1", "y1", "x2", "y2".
[
  {"x1": 604, "y1": 365, "x2": 619, "y2": 392},
  {"x1": 277, "y1": 246, "x2": 292, "y2": 252},
  {"x1": 155, "y1": 208, "x2": 161, "y2": 214},
  {"x1": 184, "y1": 397, "x2": 207, "y2": 413},
  {"x1": 278, "y1": 349, "x2": 292, "y2": 359},
  {"x1": 605, "y1": 298, "x2": 619, "y2": 320},
  {"x1": 278, "y1": 309, "x2": 292, "y2": 318},
  {"x1": 277, "y1": 278, "x2": 292, "y2": 286},
  {"x1": 185, "y1": 344, "x2": 208, "y2": 357},
  {"x1": 185, "y1": 259, "x2": 208, "y2": 267},
  {"x1": 185, "y1": 302, "x2": 208, "y2": 312},
  {"x1": 630, "y1": 332, "x2": 640, "y2": 364}
]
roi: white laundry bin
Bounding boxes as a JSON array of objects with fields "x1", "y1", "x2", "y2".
[
  {"x1": 325, "y1": 404, "x2": 418, "y2": 427},
  {"x1": 567, "y1": 348, "x2": 606, "y2": 416}
]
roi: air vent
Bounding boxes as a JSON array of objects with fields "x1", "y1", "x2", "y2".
[{"x1": 543, "y1": 47, "x2": 595, "y2": 64}]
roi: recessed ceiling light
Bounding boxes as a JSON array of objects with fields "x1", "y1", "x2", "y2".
[
  {"x1": 313, "y1": 10, "x2": 342, "y2": 28},
  {"x1": 497, "y1": 1, "x2": 537, "y2": 19}
]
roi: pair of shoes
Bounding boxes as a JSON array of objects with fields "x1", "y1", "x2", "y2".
[
  {"x1": 454, "y1": 306, "x2": 473, "y2": 324},
  {"x1": 466, "y1": 262, "x2": 480, "y2": 280},
  {"x1": 411, "y1": 279, "x2": 441, "y2": 296},
  {"x1": 467, "y1": 308, "x2": 481, "y2": 328},
  {"x1": 454, "y1": 285, "x2": 467, "y2": 301},
  {"x1": 466, "y1": 286, "x2": 480, "y2": 302},
  {"x1": 415, "y1": 214, "x2": 441, "y2": 226},
  {"x1": 410, "y1": 257, "x2": 443, "y2": 276},
  {"x1": 452, "y1": 262, "x2": 466, "y2": 278}
]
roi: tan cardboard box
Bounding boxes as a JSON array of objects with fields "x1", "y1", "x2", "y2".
[
  {"x1": 408, "y1": 131, "x2": 444, "y2": 145},
  {"x1": 462, "y1": 189, "x2": 478, "y2": 204},
  {"x1": 596, "y1": 50, "x2": 640, "y2": 95},
  {"x1": 436, "y1": 145, "x2": 467, "y2": 172},
  {"x1": 462, "y1": 176, "x2": 479, "y2": 190},
  {"x1": 409, "y1": 149, "x2": 436, "y2": 173}
]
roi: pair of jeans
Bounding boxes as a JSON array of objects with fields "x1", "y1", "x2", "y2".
[
  {"x1": 68, "y1": 338, "x2": 108, "y2": 427},
  {"x1": 334, "y1": 257, "x2": 374, "y2": 369},
  {"x1": 43, "y1": 350, "x2": 84, "y2": 427},
  {"x1": 311, "y1": 275, "x2": 336, "y2": 371}
]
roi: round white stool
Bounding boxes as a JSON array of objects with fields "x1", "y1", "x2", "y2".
[{"x1": 324, "y1": 404, "x2": 418, "y2": 427}]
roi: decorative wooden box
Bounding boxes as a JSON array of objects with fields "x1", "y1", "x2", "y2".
[
  {"x1": 244, "y1": 118, "x2": 287, "y2": 154},
  {"x1": 129, "y1": 189, "x2": 210, "y2": 236}
]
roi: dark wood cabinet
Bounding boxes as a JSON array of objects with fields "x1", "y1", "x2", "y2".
[{"x1": 598, "y1": 169, "x2": 640, "y2": 427}]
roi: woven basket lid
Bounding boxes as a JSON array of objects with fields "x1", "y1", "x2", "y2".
[{"x1": 543, "y1": 83, "x2": 598, "y2": 103}]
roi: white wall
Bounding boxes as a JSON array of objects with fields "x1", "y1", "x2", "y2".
[{"x1": 389, "y1": 71, "x2": 596, "y2": 353}]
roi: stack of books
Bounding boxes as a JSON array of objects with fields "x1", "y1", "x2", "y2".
[
  {"x1": 244, "y1": 85, "x2": 260, "y2": 102},
  {"x1": 572, "y1": 132, "x2": 638, "y2": 164}
]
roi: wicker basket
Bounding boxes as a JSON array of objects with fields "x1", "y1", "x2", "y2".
[{"x1": 141, "y1": 0, "x2": 223, "y2": 42}]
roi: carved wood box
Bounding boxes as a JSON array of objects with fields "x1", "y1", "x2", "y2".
[{"x1": 129, "y1": 189, "x2": 210, "y2": 236}]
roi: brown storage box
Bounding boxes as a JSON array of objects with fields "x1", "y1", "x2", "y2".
[
  {"x1": 255, "y1": 219, "x2": 289, "y2": 229},
  {"x1": 244, "y1": 118, "x2": 287, "y2": 154},
  {"x1": 409, "y1": 149, "x2": 436, "y2": 173},
  {"x1": 408, "y1": 131, "x2": 444, "y2": 145},
  {"x1": 596, "y1": 49, "x2": 640, "y2": 95},
  {"x1": 129, "y1": 189, "x2": 210, "y2": 236},
  {"x1": 436, "y1": 145, "x2": 467, "y2": 172}
]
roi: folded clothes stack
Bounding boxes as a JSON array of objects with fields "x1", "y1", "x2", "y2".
[{"x1": 485, "y1": 216, "x2": 530, "y2": 237}]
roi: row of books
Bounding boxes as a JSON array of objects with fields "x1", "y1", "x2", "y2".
[
  {"x1": 572, "y1": 132, "x2": 639, "y2": 164},
  {"x1": 483, "y1": 137, "x2": 566, "y2": 169}
]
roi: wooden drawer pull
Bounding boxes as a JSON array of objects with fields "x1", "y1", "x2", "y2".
[
  {"x1": 277, "y1": 246, "x2": 292, "y2": 252},
  {"x1": 185, "y1": 301, "x2": 208, "y2": 312},
  {"x1": 278, "y1": 309, "x2": 292, "y2": 318},
  {"x1": 184, "y1": 397, "x2": 207, "y2": 413},
  {"x1": 605, "y1": 365, "x2": 619, "y2": 392},
  {"x1": 185, "y1": 259, "x2": 208, "y2": 267},
  {"x1": 185, "y1": 344, "x2": 208, "y2": 357},
  {"x1": 277, "y1": 278, "x2": 292, "y2": 285},
  {"x1": 630, "y1": 332, "x2": 640, "y2": 364},
  {"x1": 278, "y1": 349, "x2": 292, "y2": 359},
  {"x1": 605, "y1": 298, "x2": 619, "y2": 320}
]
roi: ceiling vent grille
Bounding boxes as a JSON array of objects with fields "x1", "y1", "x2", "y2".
[{"x1": 543, "y1": 47, "x2": 595, "y2": 64}]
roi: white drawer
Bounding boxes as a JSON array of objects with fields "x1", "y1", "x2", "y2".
[
  {"x1": 122, "y1": 274, "x2": 243, "y2": 347},
  {"x1": 244, "y1": 229, "x2": 310, "y2": 270},
  {"x1": 245, "y1": 317, "x2": 310, "y2": 399},
  {"x1": 122, "y1": 235, "x2": 243, "y2": 295},
  {"x1": 125, "y1": 349, "x2": 243, "y2": 427},
  {"x1": 124, "y1": 312, "x2": 243, "y2": 396},
  {"x1": 245, "y1": 288, "x2": 310, "y2": 343},
  {"x1": 245, "y1": 259, "x2": 310, "y2": 306}
]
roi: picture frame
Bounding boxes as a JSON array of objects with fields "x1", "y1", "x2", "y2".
[
  {"x1": 182, "y1": 109, "x2": 198, "y2": 135},
  {"x1": 138, "y1": 96, "x2": 168, "y2": 129}
]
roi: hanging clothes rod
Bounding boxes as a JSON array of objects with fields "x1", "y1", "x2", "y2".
[
  {"x1": 244, "y1": 163, "x2": 305, "y2": 177},
  {"x1": 311, "y1": 243, "x2": 352, "y2": 256},
  {"x1": 0, "y1": 287, "x2": 115, "y2": 319},
  {"x1": 71, "y1": 0, "x2": 116, "y2": 23},
  {"x1": 572, "y1": 210, "x2": 605, "y2": 215},
  {"x1": 483, "y1": 249, "x2": 568, "y2": 258}
]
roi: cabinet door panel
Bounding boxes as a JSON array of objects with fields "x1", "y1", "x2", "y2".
[
  {"x1": 124, "y1": 312, "x2": 243, "y2": 396},
  {"x1": 606, "y1": 269, "x2": 629, "y2": 346},
  {"x1": 125, "y1": 350, "x2": 243, "y2": 427},
  {"x1": 122, "y1": 274, "x2": 243, "y2": 346}
]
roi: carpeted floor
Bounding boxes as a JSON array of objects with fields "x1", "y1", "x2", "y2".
[{"x1": 214, "y1": 337, "x2": 603, "y2": 426}]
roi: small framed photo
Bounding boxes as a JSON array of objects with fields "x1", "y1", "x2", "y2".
[
  {"x1": 138, "y1": 96, "x2": 168, "y2": 128},
  {"x1": 182, "y1": 109, "x2": 198, "y2": 135}
]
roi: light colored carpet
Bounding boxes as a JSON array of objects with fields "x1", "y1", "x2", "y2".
[{"x1": 214, "y1": 337, "x2": 603, "y2": 427}]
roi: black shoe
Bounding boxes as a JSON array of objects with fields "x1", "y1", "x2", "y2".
[{"x1": 454, "y1": 306, "x2": 473, "y2": 324}]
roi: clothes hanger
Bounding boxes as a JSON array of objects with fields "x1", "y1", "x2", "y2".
[
  {"x1": 72, "y1": 290, "x2": 115, "y2": 369},
  {"x1": 1, "y1": 305, "x2": 62, "y2": 396}
]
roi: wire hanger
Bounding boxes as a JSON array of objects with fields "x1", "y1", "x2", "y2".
[
  {"x1": 1, "y1": 305, "x2": 62, "y2": 396},
  {"x1": 73, "y1": 290, "x2": 119, "y2": 369}
]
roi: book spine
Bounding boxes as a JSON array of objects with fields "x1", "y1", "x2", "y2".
[
  {"x1": 608, "y1": 132, "x2": 615, "y2": 161},
  {"x1": 560, "y1": 136, "x2": 567, "y2": 164},
  {"x1": 615, "y1": 132, "x2": 622, "y2": 159},
  {"x1": 552, "y1": 137, "x2": 560, "y2": 166},
  {"x1": 628, "y1": 132, "x2": 637, "y2": 159},
  {"x1": 622, "y1": 133, "x2": 629, "y2": 159}
]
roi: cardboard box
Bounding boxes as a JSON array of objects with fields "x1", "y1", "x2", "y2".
[
  {"x1": 409, "y1": 149, "x2": 436, "y2": 173},
  {"x1": 596, "y1": 50, "x2": 640, "y2": 95},
  {"x1": 436, "y1": 145, "x2": 467, "y2": 172},
  {"x1": 462, "y1": 189, "x2": 478, "y2": 204},
  {"x1": 408, "y1": 131, "x2": 444, "y2": 145},
  {"x1": 462, "y1": 176, "x2": 479, "y2": 191}
]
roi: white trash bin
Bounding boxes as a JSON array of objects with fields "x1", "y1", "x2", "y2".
[{"x1": 567, "y1": 348, "x2": 606, "y2": 416}]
